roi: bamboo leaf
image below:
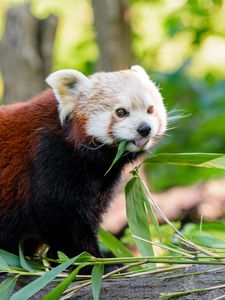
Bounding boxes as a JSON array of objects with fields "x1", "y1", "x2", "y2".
[
  {"x1": 145, "y1": 153, "x2": 225, "y2": 169},
  {"x1": 105, "y1": 141, "x2": 127, "y2": 175},
  {"x1": 43, "y1": 261, "x2": 90, "y2": 300},
  {"x1": 0, "y1": 250, "x2": 22, "y2": 269},
  {"x1": 189, "y1": 234, "x2": 225, "y2": 249},
  {"x1": 0, "y1": 276, "x2": 18, "y2": 300},
  {"x1": 125, "y1": 177, "x2": 155, "y2": 264},
  {"x1": 0, "y1": 255, "x2": 10, "y2": 271},
  {"x1": 98, "y1": 228, "x2": 133, "y2": 258},
  {"x1": 91, "y1": 264, "x2": 104, "y2": 300},
  {"x1": 10, "y1": 252, "x2": 91, "y2": 300},
  {"x1": 57, "y1": 251, "x2": 69, "y2": 261},
  {"x1": 19, "y1": 237, "x2": 34, "y2": 272},
  {"x1": 0, "y1": 249, "x2": 43, "y2": 270},
  {"x1": 160, "y1": 283, "x2": 225, "y2": 299},
  {"x1": 140, "y1": 183, "x2": 162, "y2": 242}
]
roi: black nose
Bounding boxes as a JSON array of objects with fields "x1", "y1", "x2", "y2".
[{"x1": 137, "y1": 122, "x2": 151, "y2": 137}]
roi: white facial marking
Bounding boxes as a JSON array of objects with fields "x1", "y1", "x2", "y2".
[
  {"x1": 84, "y1": 66, "x2": 167, "y2": 151},
  {"x1": 46, "y1": 66, "x2": 167, "y2": 152},
  {"x1": 86, "y1": 112, "x2": 113, "y2": 144}
]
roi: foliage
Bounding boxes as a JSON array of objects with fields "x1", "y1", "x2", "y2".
[
  {"x1": 147, "y1": 62, "x2": 225, "y2": 190},
  {"x1": 0, "y1": 151, "x2": 224, "y2": 299},
  {"x1": 104, "y1": 140, "x2": 127, "y2": 175},
  {"x1": 130, "y1": 1, "x2": 225, "y2": 190},
  {"x1": 0, "y1": 1, "x2": 225, "y2": 299}
]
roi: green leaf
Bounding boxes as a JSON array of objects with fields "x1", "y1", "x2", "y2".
[
  {"x1": 0, "y1": 255, "x2": 10, "y2": 271},
  {"x1": 43, "y1": 261, "x2": 90, "y2": 300},
  {"x1": 104, "y1": 141, "x2": 127, "y2": 175},
  {"x1": 91, "y1": 264, "x2": 104, "y2": 300},
  {"x1": 125, "y1": 177, "x2": 155, "y2": 264},
  {"x1": 10, "y1": 252, "x2": 91, "y2": 300},
  {"x1": 0, "y1": 250, "x2": 22, "y2": 269},
  {"x1": 145, "y1": 153, "x2": 225, "y2": 169},
  {"x1": 201, "y1": 221, "x2": 225, "y2": 233},
  {"x1": 182, "y1": 221, "x2": 225, "y2": 239},
  {"x1": 189, "y1": 233, "x2": 225, "y2": 249},
  {"x1": 57, "y1": 251, "x2": 69, "y2": 261},
  {"x1": 0, "y1": 249, "x2": 43, "y2": 271},
  {"x1": 98, "y1": 228, "x2": 133, "y2": 258},
  {"x1": 141, "y1": 186, "x2": 162, "y2": 242},
  {"x1": 0, "y1": 276, "x2": 18, "y2": 300},
  {"x1": 19, "y1": 237, "x2": 34, "y2": 272}
]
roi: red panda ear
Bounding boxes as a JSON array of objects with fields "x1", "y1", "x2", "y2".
[
  {"x1": 131, "y1": 65, "x2": 151, "y2": 85},
  {"x1": 46, "y1": 69, "x2": 89, "y2": 125}
]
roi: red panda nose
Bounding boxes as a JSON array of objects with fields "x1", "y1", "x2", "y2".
[{"x1": 137, "y1": 122, "x2": 151, "y2": 137}]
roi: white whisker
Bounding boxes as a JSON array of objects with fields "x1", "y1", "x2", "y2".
[
  {"x1": 80, "y1": 143, "x2": 106, "y2": 151},
  {"x1": 167, "y1": 109, "x2": 191, "y2": 124},
  {"x1": 166, "y1": 126, "x2": 177, "y2": 131},
  {"x1": 163, "y1": 132, "x2": 172, "y2": 137}
]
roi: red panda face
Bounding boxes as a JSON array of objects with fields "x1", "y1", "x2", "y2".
[{"x1": 46, "y1": 66, "x2": 167, "y2": 152}]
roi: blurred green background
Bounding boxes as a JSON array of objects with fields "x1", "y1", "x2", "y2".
[{"x1": 0, "y1": 0, "x2": 225, "y2": 190}]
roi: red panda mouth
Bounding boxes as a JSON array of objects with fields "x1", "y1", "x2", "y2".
[{"x1": 133, "y1": 136, "x2": 149, "y2": 148}]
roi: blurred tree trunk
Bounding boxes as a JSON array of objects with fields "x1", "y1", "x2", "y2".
[
  {"x1": 91, "y1": 0, "x2": 132, "y2": 71},
  {"x1": 0, "y1": 3, "x2": 58, "y2": 104}
]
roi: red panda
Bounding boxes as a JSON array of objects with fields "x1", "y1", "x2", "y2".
[{"x1": 0, "y1": 66, "x2": 167, "y2": 261}]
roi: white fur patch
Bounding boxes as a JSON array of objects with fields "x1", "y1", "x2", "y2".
[
  {"x1": 131, "y1": 65, "x2": 151, "y2": 85},
  {"x1": 84, "y1": 66, "x2": 167, "y2": 151},
  {"x1": 86, "y1": 112, "x2": 113, "y2": 144},
  {"x1": 46, "y1": 69, "x2": 89, "y2": 124},
  {"x1": 46, "y1": 66, "x2": 167, "y2": 152}
]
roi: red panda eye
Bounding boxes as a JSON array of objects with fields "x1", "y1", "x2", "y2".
[
  {"x1": 147, "y1": 105, "x2": 154, "y2": 114},
  {"x1": 116, "y1": 108, "x2": 129, "y2": 118}
]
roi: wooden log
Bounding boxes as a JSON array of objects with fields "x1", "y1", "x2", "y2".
[{"x1": 1, "y1": 265, "x2": 225, "y2": 299}]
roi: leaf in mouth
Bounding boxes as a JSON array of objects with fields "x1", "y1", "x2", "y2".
[{"x1": 104, "y1": 140, "x2": 127, "y2": 175}]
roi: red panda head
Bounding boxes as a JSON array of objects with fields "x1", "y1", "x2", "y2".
[{"x1": 46, "y1": 66, "x2": 167, "y2": 152}]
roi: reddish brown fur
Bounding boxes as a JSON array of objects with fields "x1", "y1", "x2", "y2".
[
  {"x1": 0, "y1": 90, "x2": 89, "y2": 211},
  {"x1": 108, "y1": 115, "x2": 117, "y2": 141},
  {"x1": 67, "y1": 113, "x2": 91, "y2": 146}
]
